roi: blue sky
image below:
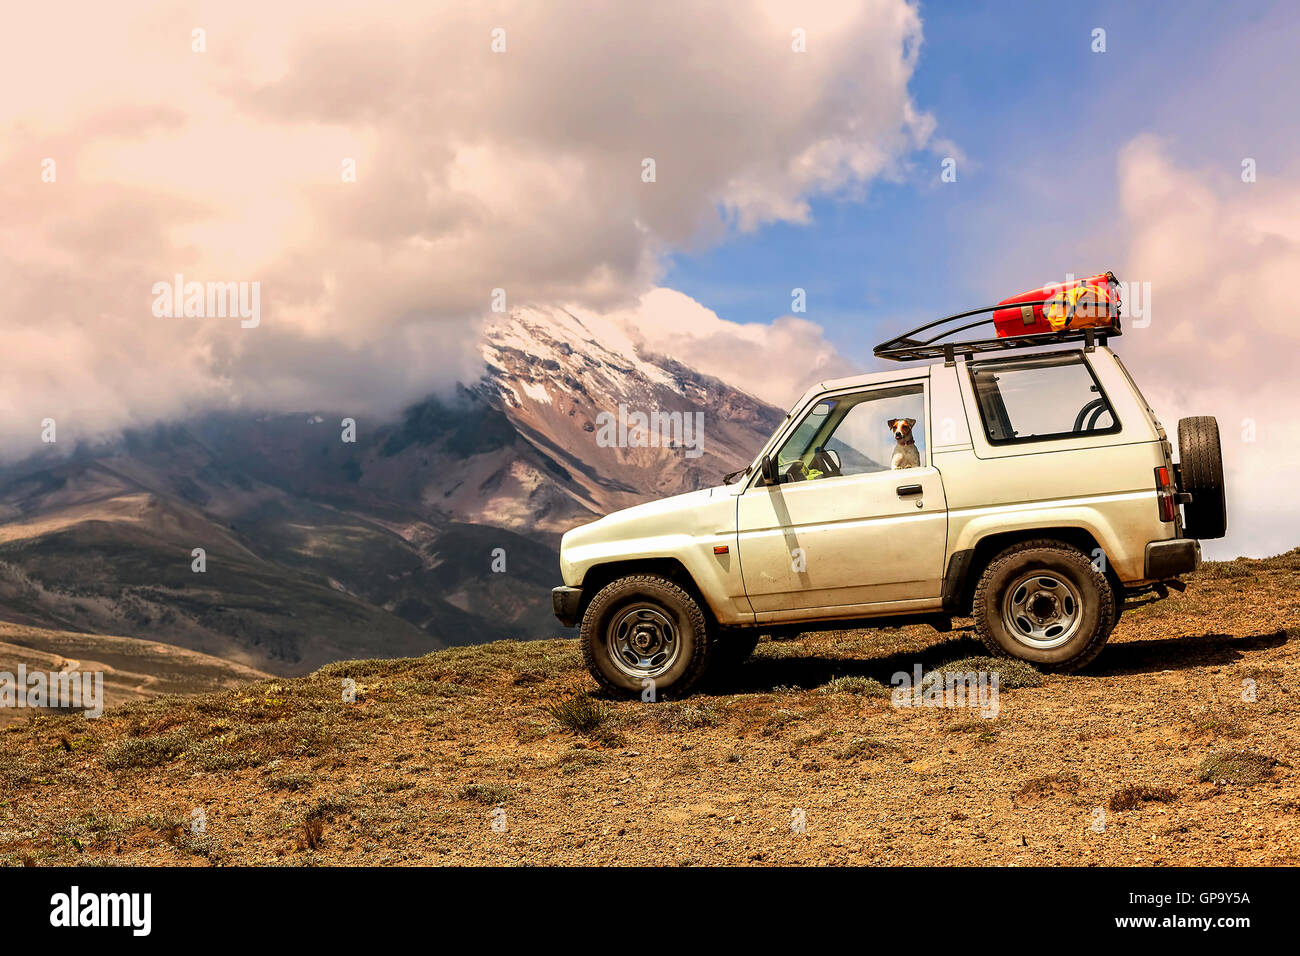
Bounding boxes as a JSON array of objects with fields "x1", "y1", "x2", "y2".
[{"x1": 663, "y1": 0, "x2": 1297, "y2": 367}]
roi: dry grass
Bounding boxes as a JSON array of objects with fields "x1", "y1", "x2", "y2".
[
  {"x1": 546, "y1": 694, "x2": 611, "y2": 736},
  {"x1": 1108, "y1": 784, "x2": 1177, "y2": 811},
  {"x1": 817, "y1": 676, "x2": 890, "y2": 697},
  {"x1": 1197, "y1": 751, "x2": 1278, "y2": 786},
  {"x1": 0, "y1": 553, "x2": 1298, "y2": 866},
  {"x1": 931, "y1": 656, "x2": 1044, "y2": 688}
]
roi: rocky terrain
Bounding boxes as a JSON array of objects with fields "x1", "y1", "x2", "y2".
[
  {"x1": 2, "y1": 551, "x2": 1295, "y2": 866},
  {"x1": 475, "y1": 306, "x2": 783, "y2": 529}
]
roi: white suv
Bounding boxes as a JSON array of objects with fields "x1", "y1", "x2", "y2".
[{"x1": 553, "y1": 319, "x2": 1224, "y2": 698}]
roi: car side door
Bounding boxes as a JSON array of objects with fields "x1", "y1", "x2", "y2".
[{"x1": 735, "y1": 379, "x2": 948, "y2": 622}]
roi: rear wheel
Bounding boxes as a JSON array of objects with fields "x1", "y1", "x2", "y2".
[
  {"x1": 972, "y1": 539, "x2": 1115, "y2": 671},
  {"x1": 580, "y1": 575, "x2": 712, "y2": 699},
  {"x1": 1177, "y1": 416, "x2": 1227, "y2": 539}
]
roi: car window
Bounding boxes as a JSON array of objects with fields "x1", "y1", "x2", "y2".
[
  {"x1": 969, "y1": 352, "x2": 1118, "y2": 444},
  {"x1": 773, "y1": 384, "x2": 925, "y2": 481}
]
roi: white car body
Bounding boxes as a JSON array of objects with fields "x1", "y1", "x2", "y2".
[{"x1": 557, "y1": 345, "x2": 1198, "y2": 630}]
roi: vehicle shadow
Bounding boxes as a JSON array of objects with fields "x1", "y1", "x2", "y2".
[
  {"x1": 1087, "y1": 629, "x2": 1291, "y2": 677},
  {"x1": 706, "y1": 632, "x2": 988, "y2": 696},
  {"x1": 703, "y1": 628, "x2": 1293, "y2": 696}
]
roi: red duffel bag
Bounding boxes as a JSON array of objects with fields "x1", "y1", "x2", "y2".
[{"x1": 993, "y1": 272, "x2": 1121, "y2": 337}]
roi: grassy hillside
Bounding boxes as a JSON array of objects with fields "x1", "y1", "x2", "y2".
[
  {"x1": 0, "y1": 411, "x2": 569, "y2": 671},
  {"x1": 2, "y1": 551, "x2": 1297, "y2": 866},
  {"x1": 0, "y1": 438, "x2": 558, "y2": 673},
  {"x1": 0, "y1": 500, "x2": 442, "y2": 674},
  {"x1": 0, "y1": 621, "x2": 269, "y2": 728}
]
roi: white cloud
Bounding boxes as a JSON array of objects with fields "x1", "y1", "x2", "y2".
[
  {"x1": 593, "y1": 288, "x2": 857, "y2": 409},
  {"x1": 0, "y1": 0, "x2": 933, "y2": 459},
  {"x1": 1117, "y1": 136, "x2": 1300, "y2": 559}
]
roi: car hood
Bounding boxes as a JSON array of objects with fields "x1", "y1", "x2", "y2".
[{"x1": 561, "y1": 485, "x2": 731, "y2": 552}]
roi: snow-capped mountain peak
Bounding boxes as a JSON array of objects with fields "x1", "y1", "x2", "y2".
[{"x1": 473, "y1": 304, "x2": 784, "y2": 526}]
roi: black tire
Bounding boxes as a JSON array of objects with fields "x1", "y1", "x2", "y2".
[
  {"x1": 1177, "y1": 416, "x2": 1227, "y2": 539},
  {"x1": 579, "y1": 575, "x2": 712, "y2": 699},
  {"x1": 972, "y1": 539, "x2": 1115, "y2": 672}
]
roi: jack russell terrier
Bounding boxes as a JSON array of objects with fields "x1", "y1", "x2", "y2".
[{"x1": 888, "y1": 418, "x2": 920, "y2": 470}]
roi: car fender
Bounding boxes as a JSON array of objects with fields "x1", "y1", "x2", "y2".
[{"x1": 947, "y1": 495, "x2": 1159, "y2": 584}]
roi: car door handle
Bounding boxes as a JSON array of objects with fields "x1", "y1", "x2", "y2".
[{"x1": 895, "y1": 483, "x2": 923, "y2": 496}]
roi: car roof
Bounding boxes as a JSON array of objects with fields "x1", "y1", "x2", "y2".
[
  {"x1": 796, "y1": 345, "x2": 1112, "y2": 409},
  {"x1": 779, "y1": 365, "x2": 932, "y2": 418},
  {"x1": 816, "y1": 364, "x2": 933, "y2": 394}
]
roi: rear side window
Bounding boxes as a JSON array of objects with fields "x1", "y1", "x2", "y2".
[{"x1": 969, "y1": 352, "x2": 1118, "y2": 445}]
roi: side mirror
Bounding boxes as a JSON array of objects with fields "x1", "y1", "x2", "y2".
[{"x1": 760, "y1": 454, "x2": 779, "y2": 485}]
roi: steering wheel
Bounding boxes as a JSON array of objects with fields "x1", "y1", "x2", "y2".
[
  {"x1": 1072, "y1": 398, "x2": 1109, "y2": 433},
  {"x1": 810, "y1": 447, "x2": 842, "y2": 478}
]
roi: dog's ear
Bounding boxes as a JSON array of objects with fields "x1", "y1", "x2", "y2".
[
  {"x1": 886, "y1": 419, "x2": 898, "y2": 429},
  {"x1": 904, "y1": 418, "x2": 916, "y2": 427}
]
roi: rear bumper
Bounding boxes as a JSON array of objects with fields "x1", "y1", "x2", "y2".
[
  {"x1": 552, "y1": 586, "x2": 583, "y2": 627},
  {"x1": 1144, "y1": 538, "x2": 1200, "y2": 580}
]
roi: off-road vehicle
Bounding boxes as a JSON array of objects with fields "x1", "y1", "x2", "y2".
[{"x1": 553, "y1": 289, "x2": 1225, "y2": 697}]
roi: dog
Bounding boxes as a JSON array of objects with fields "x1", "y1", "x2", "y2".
[{"x1": 887, "y1": 418, "x2": 920, "y2": 470}]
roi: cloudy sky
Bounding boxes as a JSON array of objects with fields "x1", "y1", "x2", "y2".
[{"x1": 2, "y1": 0, "x2": 1297, "y2": 557}]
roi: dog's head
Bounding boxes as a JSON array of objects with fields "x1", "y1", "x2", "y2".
[{"x1": 887, "y1": 418, "x2": 916, "y2": 443}]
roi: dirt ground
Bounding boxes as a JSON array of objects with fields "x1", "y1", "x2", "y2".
[{"x1": 2, "y1": 552, "x2": 1297, "y2": 866}]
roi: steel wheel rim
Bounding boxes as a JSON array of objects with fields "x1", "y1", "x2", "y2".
[
  {"x1": 606, "y1": 602, "x2": 682, "y2": 680},
  {"x1": 1001, "y1": 571, "x2": 1083, "y2": 650}
]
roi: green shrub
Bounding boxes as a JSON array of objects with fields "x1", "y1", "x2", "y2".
[
  {"x1": 266, "y1": 773, "x2": 314, "y2": 792},
  {"x1": 654, "y1": 702, "x2": 720, "y2": 730},
  {"x1": 103, "y1": 731, "x2": 194, "y2": 770},
  {"x1": 931, "y1": 656, "x2": 1043, "y2": 689},
  {"x1": 818, "y1": 675, "x2": 890, "y2": 697},
  {"x1": 546, "y1": 694, "x2": 610, "y2": 736},
  {"x1": 838, "y1": 736, "x2": 900, "y2": 760},
  {"x1": 1108, "y1": 784, "x2": 1176, "y2": 811},
  {"x1": 458, "y1": 782, "x2": 510, "y2": 804},
  {"x1": 1197, "y1": 751, "x2": 1276, "y2": 786}
]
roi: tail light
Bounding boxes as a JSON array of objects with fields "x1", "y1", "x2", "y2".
[{"x1": 1155, "y1": 466, "x2": 1177, "y2": 522}]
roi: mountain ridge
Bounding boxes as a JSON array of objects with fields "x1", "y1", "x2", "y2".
[{"x1": 0, "y1": 308, "x2": 784, "y2": 674}]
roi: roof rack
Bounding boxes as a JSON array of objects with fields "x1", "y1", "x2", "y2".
[{"x1": 873, "y1": 300, "x2": 1120, "y2": 364}]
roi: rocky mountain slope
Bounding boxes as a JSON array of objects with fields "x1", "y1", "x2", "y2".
[
  {"x1": 0, "y1": 307, "x2": 783, "y2": 674},
  {"x1": 472, "y1": 306, "x2": 784, "y2": 531}
]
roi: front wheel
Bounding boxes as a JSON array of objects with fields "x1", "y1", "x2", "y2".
[
  {"x1": 580, "y1": 575, "x2": 713, "y2": 698},
  {"x1": 972, "y1": 540, "x2": 1116, "y2": 671}
]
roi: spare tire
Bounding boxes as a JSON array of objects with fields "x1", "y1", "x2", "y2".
[{"x1": 1177, "y1": 416, "x2": 1227, "y2": 539}]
